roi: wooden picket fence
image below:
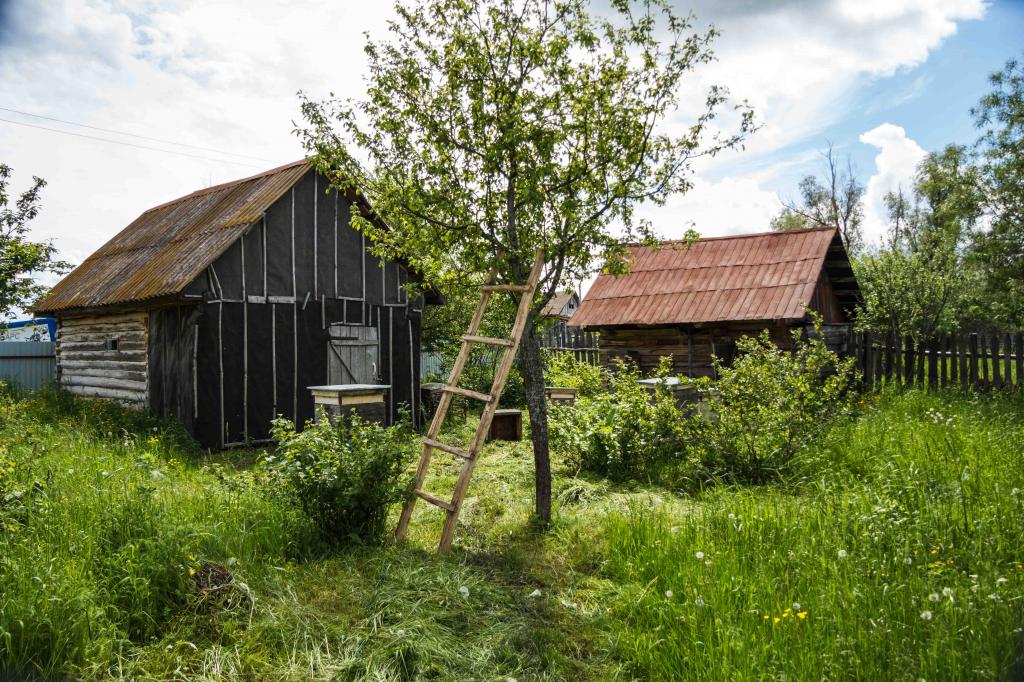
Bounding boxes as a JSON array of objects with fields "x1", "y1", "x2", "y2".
[
  {"x1": 849, "y1": 331, "x2": 1023, "y2": 391},
  {"x1": 539, "y1": 324, "x2": 600, "y2": 365}
]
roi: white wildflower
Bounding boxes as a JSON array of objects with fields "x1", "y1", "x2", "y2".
[
  {"x1": 996, "y1": 577, "x2": 1008, "y2": 586},
  {"x1": 458, "y1": 586, "x2": 470, "y2": 599},
  {"x1": 929, "y1": 593, "x2": 941, "y2": 603},
  {"x1": 920, "y1": 610, "x2": 933, "y2": 621},
  {"x1": 695, "y1": 551, "x2": 705, "y2": 560},
  {"x1": 942, "y1": 587, "x2": 953, "y2": 601},
  {"x1": 529, "y1": 589, "x2": 542, "y2": 598},
  {"x1": 728, "y1": 513, "x2": 736, "y2": 520},
  {"x1": 838, "y1": 549, "x2": 848, "y2": 559},
  {"x1": 1011, "y1": 488, "x2": 1020, "y2": 496},
  {"x1": 792, "y1": 602, "x2": 801, "y2": 611},
  {"x1": 695, "y1": 596, "x2": 704, "y2": 607},
  {"x1": 665, "y1": 590, "x2": 674, "y2": 599}
]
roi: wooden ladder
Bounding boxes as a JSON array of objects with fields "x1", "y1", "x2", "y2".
[{"x1": 395, "y1": 250, "x2": 545, "y2": 553}]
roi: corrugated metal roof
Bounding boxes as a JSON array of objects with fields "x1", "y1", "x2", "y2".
[
  {"x1": 571, "y1": 227, "x2": 848, "y2": 328},
  {"x1": 35, "y1": 160, "x2": 311, "y2": 313}
]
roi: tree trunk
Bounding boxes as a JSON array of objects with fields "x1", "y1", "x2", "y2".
[{"x1": 518, "y1": 315, "x2": 551, "y2": 523}]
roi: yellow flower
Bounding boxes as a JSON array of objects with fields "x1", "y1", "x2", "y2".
[
  {"x1": 797, "y1": 611, "x2": 808, "y2": 620},
  {"x1": 773, "y1": 617, "x2": 781, "y2": 624},
  {"x1": 763, "y1": 615, "x2": 770, "y2": 620}
]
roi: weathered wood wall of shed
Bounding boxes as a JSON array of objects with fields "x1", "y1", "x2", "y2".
[
  {"x1": 598, "y1": 322, "x2": 797, "y2": 378},
  {"x1": 57, "y1": 312, "x2": 149, "y2": 403},
  {"x1": 809, "y1": 272, "x2": 845, "y2": 323},
  {"x1": 176, "y1": 169, "x2": 423, "y2": 448}
]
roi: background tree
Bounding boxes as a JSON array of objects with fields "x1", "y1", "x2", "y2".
[
  {"x1": 772, "y1": 143, "x2": 865, "y2": 255},
  {"x1": 298, "y1": 0, "x2": 755, "y2": 522},
  {"x1": 854, "y1": 145, "x2": 982, "y2": 340},
  {"x1": 0, "y1": 164, "x2": 69, "y2": 322},
  {"x1": 969, "y1": 54, "x2": 1024, "y2": 328}
]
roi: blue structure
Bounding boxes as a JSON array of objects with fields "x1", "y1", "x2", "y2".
[{"x1": 0, "y1": 317, "x2": 57, "y2": 342}]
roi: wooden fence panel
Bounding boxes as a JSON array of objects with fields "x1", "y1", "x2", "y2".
[{"x1": 848, "y1": 329, "x2": 1021, "y2": 392}]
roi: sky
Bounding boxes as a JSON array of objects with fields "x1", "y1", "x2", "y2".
[{"x1": 1, "y1": 0, "x2": 1022, "y2": 301}]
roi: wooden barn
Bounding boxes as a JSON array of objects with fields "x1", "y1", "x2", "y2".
[
  {"x1": 34, "y1": 160, "x2": 431, "y2": 448},
  {"x1": 570, "y1": 226, "x2": 860, "y2": 377}
]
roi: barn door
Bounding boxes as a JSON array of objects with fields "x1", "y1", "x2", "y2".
[{"x1": 328, "y1": 324, "x2": 380, "y2": 384}]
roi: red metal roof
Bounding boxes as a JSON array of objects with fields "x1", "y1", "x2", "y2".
[
  {"x1": 35, "y1": 160, "x2": 311, "y2": 313},
  {"x1": 571, "y1": 227, "x2": 844, "y2": 328}
]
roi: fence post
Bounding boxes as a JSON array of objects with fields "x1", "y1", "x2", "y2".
[
  {"x1": 1015, "y1": 333, "x2": 1023, "y2": 390},
  {"x1": 895, "y1": 335, "x2": 903, "y2": 385},
  {"x1": 1003, "y1": 333, "x2": 1012, "y2": 389},
  {"x1": 958, "y1": 335, "x2": 967, "y2": 390},
  {"x1": 991, "y1": 335, "x2": 1002, "y2": 389},
  {"x1": 969, "y1": 333, "x2": 979, "y2": 388},
  {"x1": 948, "y1": 335, "x2": 957, "y2": 387},
  {"x1": 927, "y1": 338, "x2": 938, "y2": 390}
]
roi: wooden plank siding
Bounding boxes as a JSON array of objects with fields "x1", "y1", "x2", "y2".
[
  {"x1": 57, "y1": 312, "x2": 148, "y2": 403},
  {"x1": 598, "y1": 323, "x2": 796, "y2": 377}
]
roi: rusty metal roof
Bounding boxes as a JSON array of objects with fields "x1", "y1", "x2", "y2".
[
  {"x1": 35, "y1": 160, "x2": 311, "y2": 313},
  {"x1": 571, "y1": 227, "x2": 858, "y2": 328}
]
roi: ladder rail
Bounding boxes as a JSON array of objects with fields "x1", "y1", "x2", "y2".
[
  {"x1": 394, "y1": 251, "x2": 546, "y2": 552},
  {"x1": 437, "y1": 250, "x2": 545, "y2": 553},
  {"x1": 394, "y1": 266, "x2": 497, "y2": 541}
]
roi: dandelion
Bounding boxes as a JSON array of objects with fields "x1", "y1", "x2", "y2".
[
  {"x1": 458, "y1": 586, "x2": 470, "y2": 599},
  {"x1": 695, "y1": 596, "x2": 704, "y2": 607},
  {"x1": 728, "y1": 513, "x2": 736, "y2": 520},
  {"x1": 838, "y1": 549, "x2": 848, "y2": 559},
  {"x1": 920, "y1": 610, "x2": 933, "y2": 621},
  {"x1": 773, "y1": 617, "x2": 781, "y2": 624},
  {"x1": 1011, "y1": 488, "x2": 1020, "y2": 496},
  {"x1": 996, "y1": 577, "x2": 1008, "y2": 586},
  {"x1": 792, "y1": 602, "x2": 801, "y2": 611},
  {"x1": 942, "y1": 587, "x2": 953, "y2": 600},
  {"x1": 665, "y1": 590, "x2": 674, "y2": 599},
  {"x1": 695, "y1": 551, "x2": 705, "y2": 560},
  {"x1": 929, "y1": 593, "x2": 941, "y2": 603},
  {"x1": 797, "y1": 611, "x2": 808, "y2": 620},
  {"x1": 705, "y1": 559, "x2": 713, "y2": 567},
  {"x1": 904, "y1": 557, "x2": 913, "y2": 566}
]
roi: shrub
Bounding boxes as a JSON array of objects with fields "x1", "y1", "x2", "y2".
[
  {"x1": 544, "y1": 350, "x2": 605, "y2": 398},
  {"x1": 550, "y1": 358, "x2": 692, "y2": 485},
  {"x1": 685, "y1": 319, "x2": 856, "y2": 482},
  {"x1": 262, "y1": 412, "x2": 414, "y2": 545}
]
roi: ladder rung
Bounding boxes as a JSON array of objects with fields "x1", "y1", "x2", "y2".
[
  {"x1": 480, "y1": 284, "x2": 531, "y2": 293},
  {"x1": 416, "y1": 490, "x2": 455, "y2": 512},
  {"x1": 443, "y1": 385, "x2": 494, "y2": 403},
  {"x1": 462, "y1": 334, "x2": 514, "y2": 347},
  {"x1": 424, "y1": 437, "x2": 471, "y2": 460}
]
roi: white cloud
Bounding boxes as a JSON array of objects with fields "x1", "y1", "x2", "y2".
[
  {"x1": 858, "y1": 122, "x2": 927, "y2": 244},
  {"x1": 639, "y1": 176, "x2": 783, "y2": 240},
  {"x1": 0, "y1": 0, "x2": 986, "y2": 299}
]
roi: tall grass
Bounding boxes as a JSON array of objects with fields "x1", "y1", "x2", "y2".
[
  {"x1": 0, "y1": 385, "x2": 315, "y2": 677},
  {"x1": 2, "y1": 383, "x2": 1022, "y2": 679},
  {"x1": 598, "y1": 388, "x2": 1024, "y2": 679}
]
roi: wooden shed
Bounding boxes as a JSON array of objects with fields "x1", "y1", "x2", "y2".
[
  {"x1": 34, "y1": 160, "x2": 431, "y2": 448},
  {"x1": 570, "y1": 227, "x2": 860, "y2": 377}
]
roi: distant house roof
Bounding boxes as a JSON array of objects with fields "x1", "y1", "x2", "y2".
[
  {"x1": 540, "y1": 290, "x2": 579, "y2": 320},
  {"x1": 570, "y1": 227, "x2": 859, "y2": 328},
  {"x1": 36, "y1": 160, "x2": 313, "y2": 314}
]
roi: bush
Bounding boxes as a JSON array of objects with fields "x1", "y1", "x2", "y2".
[
  {"x1": 550, "y1": 319, "x2": 856, "y2": 487},
  {"x1": 550, "y1": 358, "x2": 692, "y2": 485},
  {"x1": 262, "y1": 412, "x2": 415, "y2": 545},
  {"x1": 544, "y1": 350, "x2": 605, "y2": 398},
  {"x1": 685, "y1": 320, "x2": 856, "y2": 482}
]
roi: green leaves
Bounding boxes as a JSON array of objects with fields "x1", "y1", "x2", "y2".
[
  {"x1": 0, "y1": 164, "x2": 70, "y2": 320},
  {"x1": 296, "y1": 0, "x2": 755, "y2": 301}
]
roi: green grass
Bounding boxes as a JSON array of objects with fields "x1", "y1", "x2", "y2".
[{"x1": 1, "y1": 385, "x2": 1022, "y2": 679}]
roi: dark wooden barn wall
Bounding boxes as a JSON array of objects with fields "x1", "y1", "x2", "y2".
[{"x1": 157, "y1": 169, "x2": 422, "y2": 448}]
